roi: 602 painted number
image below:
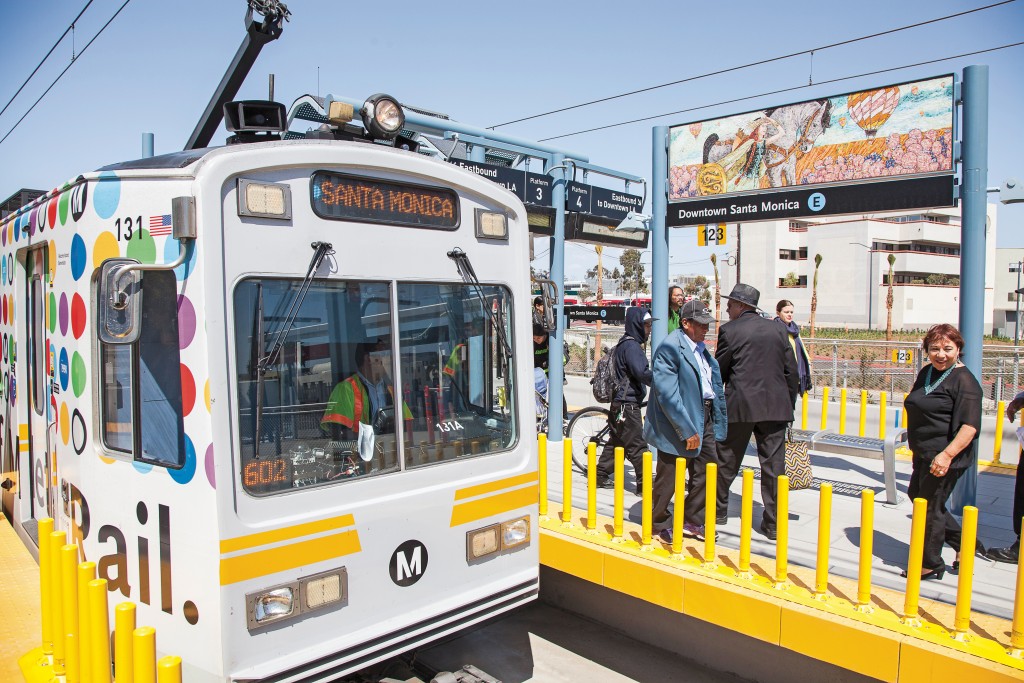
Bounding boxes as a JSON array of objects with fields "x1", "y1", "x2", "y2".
[{"x1": 115, "y1": 216, "x2": 144, "y2": 241}]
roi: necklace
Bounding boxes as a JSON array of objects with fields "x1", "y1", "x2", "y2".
[{"x1": 924, "y1": 364, "x2": 956, "y2": 395}]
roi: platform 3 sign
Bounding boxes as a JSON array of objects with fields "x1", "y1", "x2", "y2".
[{"x1": 564, "y1": 305, "x2": 626, "y2": 324}]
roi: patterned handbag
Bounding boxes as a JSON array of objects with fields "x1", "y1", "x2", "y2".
[{"x1": 784, "y1": 427, "x2": 814, "y2": 490}]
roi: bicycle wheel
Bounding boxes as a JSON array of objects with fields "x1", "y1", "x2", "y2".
[{"x1": 565, "y1": 406, "x2": 611, "y2": 473}]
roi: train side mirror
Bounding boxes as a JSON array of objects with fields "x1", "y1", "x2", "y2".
[{"x1": 96, "y1": 258, "x2": 142, "y2": 344}]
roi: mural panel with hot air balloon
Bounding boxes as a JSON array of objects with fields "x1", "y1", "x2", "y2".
[{"x1": 668, "y1": 74, "x2": 954, "y2": 202}]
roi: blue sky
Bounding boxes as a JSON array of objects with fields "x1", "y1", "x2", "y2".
[{"x1": 1, "y1": 0, "x2": 1021, "y2": 281}]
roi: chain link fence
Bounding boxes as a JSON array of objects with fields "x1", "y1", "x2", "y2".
[{"x1": 563, "y1": 327, "x2": 1023, "y2": 414}]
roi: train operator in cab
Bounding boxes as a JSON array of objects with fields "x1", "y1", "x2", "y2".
[{"x1": 321, "y1": 341, "x2": 411, "y2": 441}]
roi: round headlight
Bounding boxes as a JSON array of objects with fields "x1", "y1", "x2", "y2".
[{"x1": 361, "y1": 94, "x2": 405, "y2": 140}]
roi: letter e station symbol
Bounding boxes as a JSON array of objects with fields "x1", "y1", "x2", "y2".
[{"x1": 808, "y1": 192, "x2": 826, "y2": 212}]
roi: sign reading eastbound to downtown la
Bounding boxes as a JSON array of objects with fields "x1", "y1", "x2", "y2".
[{"x1": 666, "y1": 75, "x2": 956, "y2": 226}]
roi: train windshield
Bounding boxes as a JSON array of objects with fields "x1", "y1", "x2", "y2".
[{"x1": 233, "y1": 279, "x2": 516, "y2": 495}]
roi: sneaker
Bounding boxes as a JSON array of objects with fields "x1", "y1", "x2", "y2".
[
  {"x1": 986, "y1": 542, "x2": 1020, "y2": 564},
  {"x1": 716, "y1": 515, "x2": 728, "y2": 525},
  {"x1": 658, "y1": 528, "x2": 673, "y2": 544},
  {"x1": 683, "y1": 522, "x2": 719, "y2": 542},
  {"x1": 759, "y1": 522, "x2": 778, "y2": 541},
  {"x1": 595, "y1": 477, "x2": 614, "y2": 489}
]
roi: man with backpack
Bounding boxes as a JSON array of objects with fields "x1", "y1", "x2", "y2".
[{"x1": 594, "y1": 307, "x2": 655, "y2": 493}]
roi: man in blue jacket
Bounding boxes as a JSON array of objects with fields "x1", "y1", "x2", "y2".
[
  {"x1": 645, "y1": 300, "x2": 728, "y2": 543},
  {"x1": 596, "y1": 307, "x2": 654, "y2": 493}
]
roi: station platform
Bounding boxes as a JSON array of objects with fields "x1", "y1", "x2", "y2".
[
  {"x1": 539, "y1": 435, "x2": 1024, "y2": 681},
  {"x1": 0, "y1": 517, "x2": 42, "y2": 683}
]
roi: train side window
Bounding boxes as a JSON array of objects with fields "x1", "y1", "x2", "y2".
[
  {"x1": 98, "y1": 270, "x2": 185, "y2": 467},
  {"x1": 397, "y1": 283, "x2": 516, "y2": 468}
]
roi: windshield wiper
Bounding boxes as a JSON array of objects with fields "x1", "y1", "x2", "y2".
[
  {"x1": 253, "y1": 241, "x2": 333, "y2": 453},
  {"x1": 447, "y1": 248, "x2": 513, "y2": 361}
]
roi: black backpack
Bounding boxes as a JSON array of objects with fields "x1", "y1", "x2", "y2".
[{"x1": 591, "y1": 340, "x2": 626, "y2": 403}]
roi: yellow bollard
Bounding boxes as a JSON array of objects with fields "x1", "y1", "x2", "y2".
[
  {"x1": 586, "y1": 441, "x2": 597, "y2": 532},
  {"x1": 738, "y1": 469, "x2": 753, "y2": 578},
  {"x1": 858, "y1": 390, "x2": 868, "y2": 437},
  {"x1": 839, "y1": 388, "x2": 848, "y2": 435},
  {"x1": 671, "y1": 458, "x2": 686, "y2": 556},
  {"x1": 704, "y1": 462, "x2": 718, "y2": 567},
  {"x1": 78, "y1": 561, "x2": 97, "y2": 682},
  {"x1": 88, "y1": 579, "x2": 112, "y2": 683},
  {"x1": 61, "y1": 544, "x2": 81, "y2": 683},
  {"x1": 613, "y1": 447, "x2": 624, "y2": 540},
  {"x1": 994, "y1": 400, "x2": 1006, "y2": 464},
  {"x1": 902, "y1": 497, "x2": 928, "y2": 624},
  {"x1": 156, "y1": 656, "x2": 182, "y2": 683},
  {"x1": 815, "y1": 483, "x2": 833, "y2": 600},
  {"x1": 537, "y1": 433, "x2": 547, "y2": 518},
  {"x1": 953, "y1": 506, "x2": 979, "y2": 639},
  {"x1": 50, "y1": 530, "x2": 68, "y2": 675},
  {"x1": 561, "y1": 439, "x2": 572, "y2": 525},
  {"x1": 800, "y1": 392, "x2": 808, "y2": 430},
  {"x1": 133, "y1": 627, "x2": 157, "y2": 683},
  {"x1": 641, "y1": 451, "x2": 653, "y2": 548},
  {"x1": 114, "y1": 603, "x2": 136, "y2": 683},
  {"x1": 66, "y1": 631, "x2": 80, "y2": 683},
  {"x1": 902, "y1": 393, "x2": 909, "y2": 431},
  {"x1": 774, "y1": 475, "x2": 789, "y2": 587},
  {"x1": 856, "y1": 490, "x2": 875, "y2": 612},
  {"x1": 39, "y1": 517, "x2": 54, "y2": 655},
  {"x1": 820, "y1": 386, "x2": 830, "y2": 430},
  {"x1": 1012, "y1": 532, "x2": 1024, "y2": 653},
  {"x1": 879, "y1": 391, "x2": 888, "y2": 440}
]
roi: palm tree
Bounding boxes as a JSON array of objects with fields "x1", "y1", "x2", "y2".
[
  {"x1": 809, "y1": 253, "x2": 822, "y2": 338},
  {"x1": 710, "y1": 253, "x2": 721, "y2": 326},
  {"x1": 885, "y1": 253, "x2": 896, "y2": 341}
]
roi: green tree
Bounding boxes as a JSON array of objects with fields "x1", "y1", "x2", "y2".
[
  {"x1": 578, "y1": 285, "x2": 594, "y2": 302},
  {"x1": 809, "y1": 254, "x2": 822, "y2": 338},
  {"x1": 587, "y1": 265, "x2": 610, "y2": 279},
  {"x1": 782, "y1": 272, "x2": 799, "y2": 286},
  {"x1": 683, "y1": 275, "x2": 712, "y2": 305},
  {"x1": 619, "y1": 249, "x2": 649, "y2": 301},
  {"x1": 886, "y1": 254, "x2": 896, "y2": 341}
]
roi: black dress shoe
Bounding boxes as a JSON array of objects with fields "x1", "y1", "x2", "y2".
[
  {"x1": 987, "y1": 543, "x2": 1021, "y2": 564},
  {"x1": 759, "y1": 523, "x2": 777, "y2": 541},
  {"x1": 901, "y1": 566, "x2": 945, "y2": 581}
]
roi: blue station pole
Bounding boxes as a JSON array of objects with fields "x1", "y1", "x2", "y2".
[
  {"x1": 952, "y1": 64, "x2": 989, "y2": 511},
  {"x1": 651, "y1": 126, "x2": 670, "y2": 350},
  {"x1": 547, "y1": 153, "x2": 567, "y2": 439}
]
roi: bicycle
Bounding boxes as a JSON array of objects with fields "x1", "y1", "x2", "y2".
[{"x1": 565, "y1": 401, "x2": 649, "y2": 474}]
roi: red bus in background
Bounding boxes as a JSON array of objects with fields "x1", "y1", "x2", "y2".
[{"x1": 564, "y1": 296, "x2": 579, "y2": 305}]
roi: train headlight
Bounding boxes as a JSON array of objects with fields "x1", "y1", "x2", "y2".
[
  {"x1": 500, "y1": 516, "x2": 530, "y2": 549},
  {"x1": 252, "y1": 587, "x2": 295, "y2": 625},
  {"x1": 466, "y1": 524, "x2": 500, "y2": 560},
  {"x1": 237, "y1": 179, "x2": 292, "y2": 219},
  {"x1": 303, "y1": 568, "x2": 347, "y2": 610},
  {"x1": 475, "y1": 209, "x2": 508, "y2": 240},
  {"x1": 361, "y1": 94, "x2": 405, "y2": 140}
]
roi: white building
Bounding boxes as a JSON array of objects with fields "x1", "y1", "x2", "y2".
[
  {"x1": 717, "y1": 205, "x2": 998, "y2": 333},
  {"x1": 994, "y1": 248, "x2": 1024, "y2": 340}
]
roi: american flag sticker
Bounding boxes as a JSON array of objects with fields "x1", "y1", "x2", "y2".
[{"x1": 149, "y1": 214, "x2": 173, "y2": 236}]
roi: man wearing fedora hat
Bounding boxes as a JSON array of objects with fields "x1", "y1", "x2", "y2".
[{"x1": 715, "y1": 283, "x2": 799, "y2": 540}]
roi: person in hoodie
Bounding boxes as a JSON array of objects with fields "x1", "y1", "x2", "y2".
[{"x1": 595, "y1": 307, "x2": 655, "y2": 494}]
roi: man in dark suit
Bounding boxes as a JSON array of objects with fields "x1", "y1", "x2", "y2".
[{"x1": 715, "y1": 284, "x2": 799, "y2": 540}]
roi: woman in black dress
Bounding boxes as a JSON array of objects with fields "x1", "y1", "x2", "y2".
[{"x1": 902, "y1": 324, "x2": 982, "y2": 580}]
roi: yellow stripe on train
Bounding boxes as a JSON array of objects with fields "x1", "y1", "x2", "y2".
[
  {"x1": 450, "y1": 485, "x2": 538, "y2": 527},
  {"x1": 220, "y1": 530, "x2": 362, "y2": 585},
  {"x1": 453, "y1": 471, "x2": 538, "y2": 501},
  {"x1": 220, "y1": 514, "x2": 356, "y2": 554}
]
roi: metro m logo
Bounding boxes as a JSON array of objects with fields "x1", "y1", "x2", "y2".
[{"x1": 389, "y1": 539, "x2": 428, "y2": 587}]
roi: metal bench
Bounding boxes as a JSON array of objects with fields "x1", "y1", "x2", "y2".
[{"x1": 807, "y1": 430, "x2": 907, "y2": 505}]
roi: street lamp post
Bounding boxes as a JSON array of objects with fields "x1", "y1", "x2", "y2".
[
  {"x1": 851, "y1": 242, "x2": 874, "y2": 331},
  {"x1": 1010, "y1": 260, "x2": 1023, "y2": 345}
]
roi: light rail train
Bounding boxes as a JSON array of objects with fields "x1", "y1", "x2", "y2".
[{"x1": 0, "y1": 6, "x2": 540, "y2": 680}]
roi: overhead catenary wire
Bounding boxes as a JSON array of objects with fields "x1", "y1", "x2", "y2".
[
  {"x1": 489, "y1": 0, "x2": 1015, "y2": 129},
  {"x1": 0, "y1": 0, "x2": 96, "y2": 121},
  {"x1": 0, "y1": 0, "x2": 133, "y2": 148},
  {"x1": 538, "y1": 40, "x2": 1024, "y2": 141}
]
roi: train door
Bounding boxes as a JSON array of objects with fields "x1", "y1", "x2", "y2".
[{"x1": 24, "y1": 244, "x2": 52, "y2": 527}]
